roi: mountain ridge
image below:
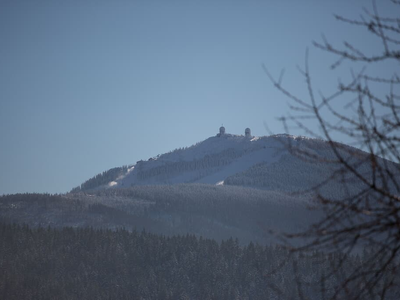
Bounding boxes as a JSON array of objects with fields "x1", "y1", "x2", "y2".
[{"x1": 72, "y1": 132, "x2": 340, "y2": 193}]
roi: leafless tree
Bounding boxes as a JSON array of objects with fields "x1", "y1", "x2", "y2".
[{"x1": 265, "y1": 1, "x2": 400, "y2": 299}]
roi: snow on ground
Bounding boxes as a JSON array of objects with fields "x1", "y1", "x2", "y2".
[
  {"x1": 194, "y1": 146, "x2": 282, "y2": 184},
  {"x1": 110, "y1": 133, "x2": 304, "y2": 189}
]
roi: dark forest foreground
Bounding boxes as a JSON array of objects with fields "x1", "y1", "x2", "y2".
[{"x1": 1, "y1": 223, "x2": 398, "y2": 300}]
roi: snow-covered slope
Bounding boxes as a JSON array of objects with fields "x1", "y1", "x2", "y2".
[
  {"x1": 106, "y1": 134, "x2": 277, "y2": 188},
  {"x1": 74, "y1": 131, "x2": 398, "y2": 200},
  {"x1": 103, "y1": 133, "x2": 337, "y2": 191}
]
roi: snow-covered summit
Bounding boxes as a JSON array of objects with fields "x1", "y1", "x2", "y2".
[
  {"x1": 107, "y1": 130, "x2": 325, "y2": 189},
  {"x1": 73, "y1": 127, "x2": 395, "y2": 200}
]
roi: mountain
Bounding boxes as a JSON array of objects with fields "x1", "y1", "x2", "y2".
[
  {"x1": 3, "y1": 130, "x2": 397, "y2": 245},
  {"x1": 2, "y1": 131, "x2": 399, "y2": 299},
  {"x1": 72, "y1": 132, "x2": 350, "y2": 194},
  {"x1": 73, "y1": 130, "x2": 377, "y2": 202},
  {"x1": 116, "y1": 133, "x2": 285, "y2": 188}
]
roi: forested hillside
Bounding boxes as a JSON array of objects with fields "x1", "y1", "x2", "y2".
[
  {"x1": 0, "y1": 185, "x2": 319, "y2": 245},
  {"x1": 71, "y1": 166, "x2": 130, "y2": 192}
]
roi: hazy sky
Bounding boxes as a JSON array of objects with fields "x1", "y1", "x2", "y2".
[{"x1": 0, "y1": 0, "x2": 395, "y2": 194}]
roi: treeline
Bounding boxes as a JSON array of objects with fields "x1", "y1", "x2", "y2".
[
  {"x1": 71, "y1": 166, "x2": 130, "y2": 192},
  {"x1": 0, "y1": 223, "x2": 384, "y2": 300}
]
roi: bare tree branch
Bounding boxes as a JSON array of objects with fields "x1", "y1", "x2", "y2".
[{"x1": 265, "y1": 1, "x2": 400, "y2": 299}]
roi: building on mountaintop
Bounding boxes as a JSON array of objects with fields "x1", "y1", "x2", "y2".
[
  {"x1": 245, "y1": 128, "x2": 251, "y2": 138},
  {"x1": 218, "y1": 125, "x2": 226, "y2": 137}
]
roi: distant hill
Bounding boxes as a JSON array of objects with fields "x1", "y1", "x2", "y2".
[{"x1": 0, "y1": 185, "x2": 320, "y2": 245}]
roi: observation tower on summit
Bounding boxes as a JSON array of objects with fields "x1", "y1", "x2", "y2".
[{"x1": 219, "y1": 125, "x2": 225, "y2": 136}]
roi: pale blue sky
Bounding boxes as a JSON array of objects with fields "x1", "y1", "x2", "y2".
[{"x1": 0, "y1": 0, "x2": 395, "y2": 194}]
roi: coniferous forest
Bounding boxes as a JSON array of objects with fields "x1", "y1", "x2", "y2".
[
  {"x1": 0, "y1": 222, "x2": 376, "y2": 300},
  {"x1": 2, "y1": 188, "x2": 400, "y2": 299}
]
